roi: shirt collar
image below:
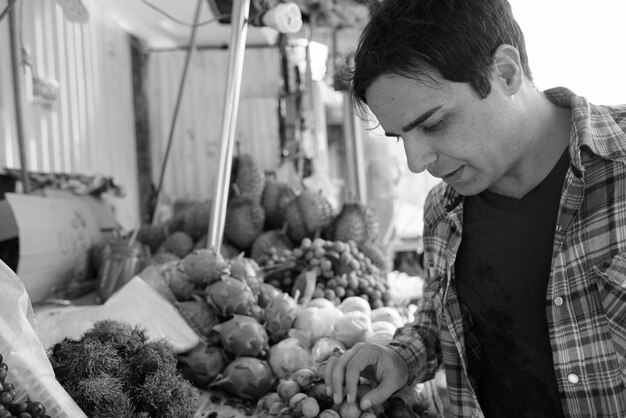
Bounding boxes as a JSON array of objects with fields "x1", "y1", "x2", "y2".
[{"x1": 544, "y1": 87, "x2": 626, "y2": 173}]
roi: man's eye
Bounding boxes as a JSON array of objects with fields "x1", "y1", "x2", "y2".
[{"x1": 422, "y1": 118, "x2": 446, "y2": 133}]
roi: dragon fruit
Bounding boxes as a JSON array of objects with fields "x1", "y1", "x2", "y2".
[
  {"x1": 176, "y1": 297, "x2": 220, "y2": 336},
  {"x1": 229, "y1": 255, "x2": 263, "y2": 294},
  {"x1": 212, "y1": 314, "x2": 269, "y2": 357},
  {"x1": 161, "y1": 262, "x2": 195, "y2": 302},
  {"x1": 182, "y1": 249, "x2": 228, "y2": 286},
  {"x1": 264, "y1": 292, "x2": 299, "y2": 342},
  {"x1": 177, "y1": 342, "x2": 227, "y2": 386},
  {"x1": 210, "y1": 357, "x2": 276, "y2": 400},
  {"x1": 205, "y1": 276, "x2": 260, "y2": 317},
  {"x1": 257, "y1": 283, "x2": 282, "y2": 308}
]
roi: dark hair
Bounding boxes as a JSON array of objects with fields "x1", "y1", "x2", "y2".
[{"x1": 350, "y1": 0, "x2": 532, "y2": 116}]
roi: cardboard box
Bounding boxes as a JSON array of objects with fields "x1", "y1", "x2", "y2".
[{"x1": 0, "y1": 193, "x2": 118, "y2": 303}]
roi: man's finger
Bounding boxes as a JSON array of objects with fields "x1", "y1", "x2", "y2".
[
  {"x1": 359, "y1": 377, "x2": 401, "y2": 411},
  {"x1": 316, "y1": 346, "x2": 344, "y2": 363}
]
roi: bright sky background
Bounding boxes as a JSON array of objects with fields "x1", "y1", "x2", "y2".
[{"x1": 509, "y1": 0, "x2": 626, "y2": 105}]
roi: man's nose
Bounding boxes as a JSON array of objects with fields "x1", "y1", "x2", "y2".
[{"x1": 403, "y1": 136, "x2": 438, "y2": 173}]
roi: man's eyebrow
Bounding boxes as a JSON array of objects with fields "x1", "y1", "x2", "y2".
[{"x1": 384, "y1": 105, "x2": 443, "y2": 137}]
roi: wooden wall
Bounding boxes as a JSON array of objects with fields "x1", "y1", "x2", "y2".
[
  {"x1": 0, "y1": 0, "x2": 140, "y2": 229},
  {"x1": 145, "y1": 47, "x2": 281, "y2": 206}
]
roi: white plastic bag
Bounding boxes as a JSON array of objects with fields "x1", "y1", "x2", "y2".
[
  {"x1": 34, "y1": 276, "x2": 200, "y2": 353},
  {"x1": 0, "y1": 260, "x2": 87, "y2": 417}
]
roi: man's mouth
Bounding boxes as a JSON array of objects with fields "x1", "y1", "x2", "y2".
[{"x1": 442, "y1": 166, "x2": 463, "y2": 182}]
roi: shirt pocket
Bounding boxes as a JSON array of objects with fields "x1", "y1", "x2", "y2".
[{"x1": 593, "y1": 253, "x2": 626, "y2": 376}]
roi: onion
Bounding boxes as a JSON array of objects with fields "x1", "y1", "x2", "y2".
[
  {"x1": 293, "y1": 305, "x2": 344, "y2": 347},
  {"x1": 331, "y1": 311, "x2": 373, "y2": 348},
  {"x1": 338, "y1": 296, "x2": 372, "y2": 316},
  {"x1": 371, "y1": 320, "x2": 397, "y2": 335},
  {"x1": 268, "y1": 337, "x2": 311, "y2": 379}
]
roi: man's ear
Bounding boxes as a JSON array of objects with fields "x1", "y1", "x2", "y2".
[{"x1": 492, "y1": 44, "x2": 523, "y2": 94}]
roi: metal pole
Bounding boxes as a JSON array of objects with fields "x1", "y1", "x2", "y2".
[
  {"x1": 9, "y1": 0, "x2": 30, "y2": 194},
  {"x1": 150, "y1": 0, "x2": 203, "y2": 226},
  {"x1": 207, "y1": 0, "x2": 250, "y2": 252},
  {"x1": 342, "y1": 91, "x2": 367, "y2": 204}
]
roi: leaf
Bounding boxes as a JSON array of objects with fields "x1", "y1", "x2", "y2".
[{"x1": 291, "y1": 270, "x2": 317, "y2": 305}]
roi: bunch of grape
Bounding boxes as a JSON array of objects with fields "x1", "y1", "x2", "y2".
[
  {"x1": 0, "y1": 354, "x2": 50, "y2": 418},
  {"x1": 255, "y1": 366, "x2": 382, "y2": 418},
  {"x1": 259, "y1": 238, "x2": 394, "y2": 309}
]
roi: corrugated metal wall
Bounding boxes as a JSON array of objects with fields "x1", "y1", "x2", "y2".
[
  {"x1": 146, "y1": 47, "x2": 281, "y2": 205},
  {"x1": 0, "y1": 0, "x2": 140, "y2": 229}
]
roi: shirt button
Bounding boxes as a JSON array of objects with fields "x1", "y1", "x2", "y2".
[
  {"x1": 568, "y1": 373, "x2": 579, "y2": 384},
  {"x1": 553, "y1": 296, "x2": 564, "y2": 306}
]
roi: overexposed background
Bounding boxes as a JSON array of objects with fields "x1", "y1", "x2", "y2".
[{"x1": 511, "y1": 0, "x2": 626, "y2": 105}]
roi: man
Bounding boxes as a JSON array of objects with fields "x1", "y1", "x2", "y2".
[{"x1": 321, "y1": 0, "x2": 626, "y2": 417}]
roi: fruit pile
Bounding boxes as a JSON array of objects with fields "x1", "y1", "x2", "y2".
[
  {"x1": 122, "y1": 152, "x2": 394, "y2": 311},
  {"x1": 0, "y1": 354, "x2": 50, "y2": 418},
  {"x1": 260, "y1": 237, "x2": 393, "y2": 309},
  {"x1": 254, "y1": 364, "x2": 434, "y2": 418},
  {"x1": 47, "y1": 320, "x2": 199, "y2": 418}
]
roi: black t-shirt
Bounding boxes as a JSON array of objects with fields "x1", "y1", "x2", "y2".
[{"x1": 455, "y1": 150, "x2": 569, "y2": 418}]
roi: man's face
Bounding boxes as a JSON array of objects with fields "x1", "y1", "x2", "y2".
[{"x1": 366, "y1": 73, "x2": 523, "y2": 196}]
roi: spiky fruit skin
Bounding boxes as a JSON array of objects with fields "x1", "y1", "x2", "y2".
[
  {"x1": 182, "y1": 248, "x2": 226, "y2": 286},
  {"x1": 285, "y1": 190, "x2": 334, "y2": 243},
  {"x1": 234, "y1": 154, "x2": 266, "y2": 201},
  {"x1": 331, "y1": 203, "x2": 379, "y2": 246},
  {"x1": 264, "y1": 292, "x2": 299, "y2": 342},
  {"x1": 212, "y1": 314, "x2": 269, "y2": 357},
  {"x1": 251, "y1": 229, "x2": 294, "y2": 262},
  {"x1": 285, "y1": 199, "x2": 309, "y2": 243},
  {"x1": 211, "y1": 357, "x2": 276, "y2": 400},
  {"x1": 136, "y1": 224, "x2": 168, "y2": 254},
  {"x1": 298, "y1": 190, "x2": 334, "y2": 232},
  {"x1": 262, "y1": 179, "x2": 296, "y2": 228},
  {"x1": 359, "y1": 241, "x2": 393, "y2": 274},
  {"x1": 157, "y1": 231, "x2": 194, "y2": 258},
  {"x1": 224, "y1": 195, "x2": 266, "y2": 250},
  {"x1": 205, "y1": 276, "x2": 260, "y2": 317},
  {"x1": 165, "y1": 211, "x2": 187, "y2": 234},
  {"x1": 182, "y1": 201, "x2": 212, "y2": 240}
]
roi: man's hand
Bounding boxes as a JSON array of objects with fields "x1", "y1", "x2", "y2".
[{"x1": 317, "y1": 342, "x2": 410, "y2": 411}]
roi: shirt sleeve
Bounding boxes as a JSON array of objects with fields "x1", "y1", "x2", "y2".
[{"x1": 387, "y1": 274, "x2": 443, "y2": 386}]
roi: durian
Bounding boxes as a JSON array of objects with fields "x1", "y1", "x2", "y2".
[
  {"x1": 262, "y1": 178, "x2": 295, "y2": 228},
  {"x1": 224, "y1": 195, "x2": 266, "y2": 250},
  {"x1": 233, "y1": 154, "x2": 265, "y2": 201},
  {"x1": 331, "y1": 203, "x2": 379, "y2": 246},
  {"x1": 157, "y1": 231, "x2": 194, "y2": 258}
]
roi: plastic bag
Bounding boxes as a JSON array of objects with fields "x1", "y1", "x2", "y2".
[
  {"x1": 34, "y1": 276, "x2": 200, "y2": 353},
  {"x1": 0, "y1": 260, "x2": 87, "y2": 417}
]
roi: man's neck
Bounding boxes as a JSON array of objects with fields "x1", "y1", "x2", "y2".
[{"x1": 491, "y1": 95, "x2": 572, "y2": 199}]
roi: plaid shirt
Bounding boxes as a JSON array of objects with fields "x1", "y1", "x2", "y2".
[{"x1": 388, "y1": 87, "x2": 626, "y2": 418}]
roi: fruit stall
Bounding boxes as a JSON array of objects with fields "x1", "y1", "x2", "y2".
[{"x1": 0, "y1": 0, "x2": 444, "y2": 417}]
